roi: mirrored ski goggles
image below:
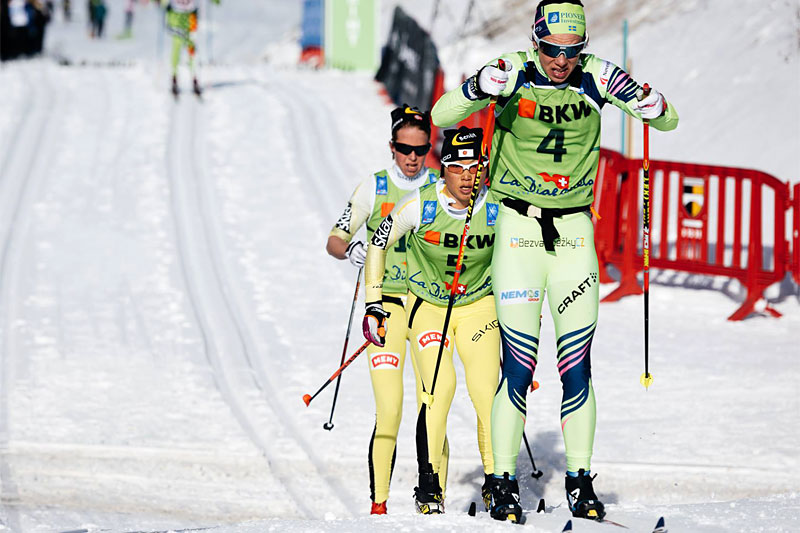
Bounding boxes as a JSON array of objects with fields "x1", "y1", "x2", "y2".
[
  {"x1": 444, "y1": 161, "x2": 481, "y2": 175},
  {"x1": 393, "y1": 142, "x2": 431, "y2": 156},
  {"x1": 538, "y1": 39, "x2": 586, "y2": 59}
]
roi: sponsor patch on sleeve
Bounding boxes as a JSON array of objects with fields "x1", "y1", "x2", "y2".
[
  {"x1": 371, "y1": 215, "x2": 393, "y2": 249},
  {"x1": 334, "y1": 202, "x2": 353, "y2": 232}
]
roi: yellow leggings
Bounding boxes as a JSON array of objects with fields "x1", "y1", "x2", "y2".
[
  {"x1": 367, "y1": 294, "x2": 449, "y2": 504},
  {"x1": 406, "y1": 293, "x2": 500, "y2": 479}
]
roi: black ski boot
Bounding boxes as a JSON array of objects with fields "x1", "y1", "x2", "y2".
[
  {"x1": 490, "y1": 472, "x2": 522, "y2": 523},
  {"x1": 414, "y1": 472, "x2": 444, "y2": 514},
  {"x1": 171, "y1": 75, "x2": 179, "y2": 96},
  {"x1": 565, "y1": 469, "x2": 605, "y2": 520},
  {"x1": 481, "y1": 473, "x2": 495, "y2": 511}
]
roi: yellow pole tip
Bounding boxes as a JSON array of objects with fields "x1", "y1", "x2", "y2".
[{"x1": 640, "y1": 372, "x2": 654, "y2": 389}]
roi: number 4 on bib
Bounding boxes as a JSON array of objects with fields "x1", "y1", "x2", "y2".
[{"x1": 537, "y1": 129, "x2": 567, "y2": 162}]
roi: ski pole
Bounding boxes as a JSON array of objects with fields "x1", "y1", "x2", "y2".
[
  {"x1": 522, "y1": 432, "x2": 543, "y2": 479},
  {"x1": 323, "y1": 267, "x2": 363, "y2": 430},
  {"x1": 524, "y1": 378, "x2": 542, "y2": 478},
  {"x1": 416, "y1": 90, "x2": 501, "y2": 476},
  {"x1": 639, "y1": 83, "x2": 653, "y2": 390},
  {"x1": 303, "y1": 340, "x2": 370, "y2": 407},
  {"x1": 503, "y1": 351, "x2": 543, "y2": 479}
]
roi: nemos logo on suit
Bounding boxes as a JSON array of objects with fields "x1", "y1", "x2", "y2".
[{"x1": 499, "y1": 288, "x2": 541, "y2": 305}]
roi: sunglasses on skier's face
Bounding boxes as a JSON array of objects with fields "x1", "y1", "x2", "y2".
[
  {"x1": 444, "y1": 161, "x2": 480, "y2": 175},
  {"x1": 393, "y1": 142, "x2": 431, "y2": 157},
  {"x1": 537, "y1": 39, "x2": 586, "y2": 59}
]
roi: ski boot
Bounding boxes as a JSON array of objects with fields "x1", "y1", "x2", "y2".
[
  {"x1": 171, "y1": 75, "x2": 179, "y2": 97},
  {"x1": 565, "y1": 469, "x2": 605, "y2": 520},
  {"x1": 414, "y1": 472, "x2": 444, "y2": 514},
  {"x1": 490, "y1": 472, "x2": 522, "y2": 523},
  {"x1": 481, "y1": 473, "x2": 495, "y2": 511},
  {"x1": 370, "y1": 501, "x2": 387, "y2": 515},
  {"x1": 192, "y1": 78, "x2": 202, "y2": 97}
]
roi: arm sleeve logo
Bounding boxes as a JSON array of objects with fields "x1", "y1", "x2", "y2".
[
  {"x1": 334, "y1": 203, "x2": 353, "y2": 232},
  {"x1": 371, "y1": 215, "x2": 393, "y2": 249}
]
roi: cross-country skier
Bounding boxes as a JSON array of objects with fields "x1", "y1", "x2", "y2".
[
  {"x1": 161, "y1": 0, "x2": 219, "y2": 96},
  {"x1": 362, "y1": 127, "x2": 501, "y2": 515},
  {"x1": 431, "y1": 0, "x2": 679, "y2": 523},
  {"x1": 326, "y1": 104, "x2": 442, "y2": 515}
]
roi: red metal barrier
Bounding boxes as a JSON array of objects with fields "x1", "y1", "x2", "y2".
[
  {"x1": 594, "y1": 149, "x2": 632, "y2": 284},
  {"x1": 595, "y1": 151, "x2": 791, "y2": 321},
  {"x1": 425, "y1": 68, "x2": 446, "y2": 168},
  {"x1": 794, "y1": 183, "x2": 800, "y2": 285},
  {"x1": 426, "y1": 71, "x2": 489, "y2": 167}
]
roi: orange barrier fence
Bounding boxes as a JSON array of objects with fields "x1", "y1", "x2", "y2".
[{"x1": 594, "y1": 149, "x2": 792, "y2": 320}]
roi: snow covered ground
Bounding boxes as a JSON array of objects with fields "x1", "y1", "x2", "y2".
[{"x1": 0, "y1": 1, "x2": 796, "y2": 532}]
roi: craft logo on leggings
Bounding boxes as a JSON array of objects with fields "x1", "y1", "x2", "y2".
[
  {"x1": 417, "y1": 331, "x2": 450, "y2": 350},
  {"x1": 557, "y1": 273, "x2": 599, "y2": 314},
  {"x1": 371, "y1": 352, "x2": 400, "y2": 369}
]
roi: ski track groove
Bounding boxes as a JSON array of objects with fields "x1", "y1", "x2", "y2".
[
  {"x1": 0, "y1": 63, "x2": 60, "y2": 533},
  {"x1": 257, "y1": 76, "x2": 357, "y2": 223},
  {"x1": 166, "y1": 94, "x2": 357, "y2": 519},
  {"x1": 187, "y1": 84, "x2": 359, "y2": 518},
  {"x1": 164, "y1": 96, "x2": 309, "y2": 516}
]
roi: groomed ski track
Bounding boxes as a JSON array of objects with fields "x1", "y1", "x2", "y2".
[{"x1": 164, "y1": 85, "x2": 358, "y2": 519}]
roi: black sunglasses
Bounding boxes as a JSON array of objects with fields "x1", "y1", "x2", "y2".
[{"x1": 393, "y1": 142, "x2": 431, "y2": 156}]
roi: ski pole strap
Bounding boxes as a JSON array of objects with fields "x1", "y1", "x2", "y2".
[
  {"x1": 382, "y1": 294, "x2": 404, "y2": 308},
  {"x1": 406, "y1": 295, "x2": 424, "y2": 329},
  {"x1": 501, "y1": 198, "x2": 590, "y2": 251}
]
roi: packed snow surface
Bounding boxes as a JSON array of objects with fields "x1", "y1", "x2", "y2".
[{"x1": 0, "y1": 1, "x2": 796, "y2": 532}]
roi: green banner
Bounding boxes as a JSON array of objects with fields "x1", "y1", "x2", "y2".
[{"x1": 324, "y1": 0, "x2": 378, "y2": 71}]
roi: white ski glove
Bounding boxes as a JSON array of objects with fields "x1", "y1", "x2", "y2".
[
  {"x1": 634, "y1": 87, "x2": 667, "y2": 120},
  {"x1": 345, "y1": 240, "x2": 367, "y2": 268},
  {"x1": 467, "y1": 59, "x2": 511, "y2": 100},
  {"x1": 363, "y1": 302, "x2": 390, "y2": 347}
]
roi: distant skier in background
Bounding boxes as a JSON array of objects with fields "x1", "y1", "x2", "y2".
[
  {"x1": 326, "y1": 105, "x2": 443, "y2": 515},
  {"x1": 87, "y1": 0, "x2": 105, "y2": 38},
  {"x1": 431, "y1": 0, "x2": 679, "y2": 524},
  {"x1": 117, "y1": 0, "x2": 133, "y2": 39},
  {"x1": 161, "y1": 0, "x2": 219, "y2": 96}
]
